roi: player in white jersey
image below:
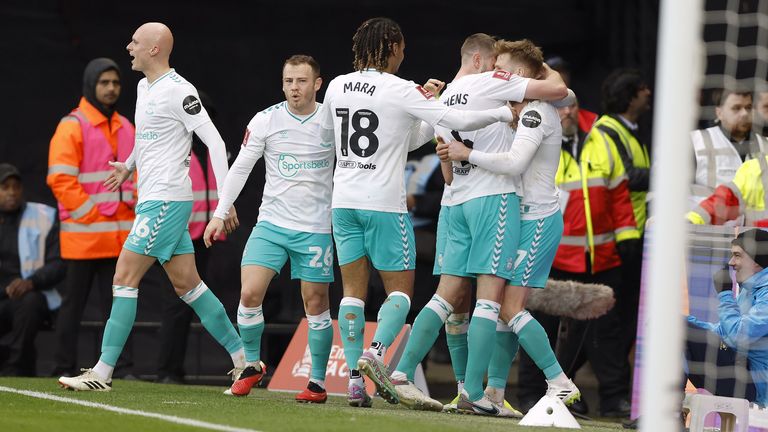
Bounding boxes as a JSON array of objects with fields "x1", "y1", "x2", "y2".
[
  {"x1": 203, "y1": 55, "x2": 335, "y2": 402},
  {"x1": 59, "y1": 22, "x2": 245, "y2": 392},
  {"x1": 442, "y1": 39, "x2": 581, "y2": 413},
  {"x1": 384, "y1": 37, "x2": 570, "y2": 415},
  {"x1": 320, "y1": 18, "x2": 516, "y2": 407}
]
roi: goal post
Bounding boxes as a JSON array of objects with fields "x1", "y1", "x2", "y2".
[{"x1": 640, "y1": 0, "x2": 702, "y2": 430}]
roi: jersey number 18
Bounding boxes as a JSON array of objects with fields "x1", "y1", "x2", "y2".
[{"x1": 335, "y1": 108, "x2": 380, "y2": 158}]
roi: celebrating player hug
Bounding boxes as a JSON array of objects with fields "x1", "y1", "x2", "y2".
[{"x1": 48, "y1": 13, "x2": 632, "y2": 429}]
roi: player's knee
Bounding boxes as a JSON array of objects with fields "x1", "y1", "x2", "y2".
[
  {"x1": 172, "y1": 278, "x2": 201, "y2": 297},
  {"x1": 435, "y1": 284, "x2": 465, "y2": 309},
  {"x1": 239, "y1": 288, "x2": 264, "y2": 307},
  {"x1": 113, "y1": 270, "x2": 139, "y2": 288},
  {"x1": 303, "y1": 292, "x2": 328, "y2": 315}
]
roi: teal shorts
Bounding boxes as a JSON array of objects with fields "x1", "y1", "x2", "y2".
[
  {"x1": 241, "y1": 221, "x2": 334, "y2": 283},
  {"x1": 442, "y1": 193, "x2": 521, "y2": 280},
  {"x1": 332, "y1": 208, "x2": 416, "y2": 271},
  {"x1": 509, "y1": 211, "x2": 564, "y2": 288},
  {"x1": 433, "y1": 205, "x2": 451, "y2": 276},
  {"x1": 124, "y1": 200, "x2": 194, "y2": 265}
]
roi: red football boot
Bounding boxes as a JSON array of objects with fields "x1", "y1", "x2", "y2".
[
  {"x1": 295, "y1": 381, "x2": 328, "y2": 404},
  {"x1": 228, "y1": 362, "x2": 266, "y2": 397}
]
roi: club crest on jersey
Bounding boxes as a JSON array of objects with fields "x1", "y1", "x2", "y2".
[
  {"x1": 415, "y1": 85, "x2": 435, "y2": 99},
  {"x1": 183, "y1": 95, "x2": 202, "y2": 115},
  {"x1": 492, "y1": 70, "x2": 512, "y2": 81},
  {"x1": 521, "y1": 110, "x2": 542, "y2": 128}
]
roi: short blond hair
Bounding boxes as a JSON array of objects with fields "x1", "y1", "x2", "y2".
[
  {"x1": 494, "y1": 39, "x2": 544, "y2": 77},
  {"x1": 461, "y1": 33, "x2": 496, "y2": 58}
]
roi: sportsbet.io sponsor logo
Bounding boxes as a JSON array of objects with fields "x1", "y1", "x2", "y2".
[
  {"x1": 135, "y1": 130, "x2": 160, "y2": 141},
  {"x1": 277, "y1": 153, "x2": 330, "y2": 178}
]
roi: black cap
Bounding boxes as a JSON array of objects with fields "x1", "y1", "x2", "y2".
[
  {"x1": 0, "y1": 163, "x2": 21, "y2": 184},
  {"x1": 733, "y1": 229, "x2": 768, "y2": 269},
  {"x1": 546, "y1": 56, "x2": 571, "y2": 74},
  {"x1": 83, "y1": 58, "x2": 121, "y2": 119}
]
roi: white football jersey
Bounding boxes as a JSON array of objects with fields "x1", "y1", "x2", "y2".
[
  {"x1": 133, "y1": 69, "x2": 211, "y2": 203},
  {"x1": 214, "y1": 102, "x2": 334, "y2": 233},
  {"x1": 440, "y1": 184, "x2": 452, "y2": 207},
  {"x1": 436, "y1": 71, "x2": 529, "y2": 205},
  {"x1": 516, "y1": 101, "x2": 562, "y2": 219},
  {"x1": 321, "y1": 70, "x2": 452, "y2": 213}
]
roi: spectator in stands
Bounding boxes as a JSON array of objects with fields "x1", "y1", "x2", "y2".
[
  {"x1": 756, "y1": 90, "x2": 768, "y2": 137},
  {"x1": 688, "y1": 148, "x2": 768, "y2": 227},
  {"x1": 47, "y1": 58, "x2": 136, "y2": 377},
  {"x1": 0, "y1": 164, "x2": 66, "y2": 376},
  {"x1": 690, "y1": 89, "x2": 766, "y2": 207},
  {"x1": 545, "y1": 56, "x2": 598, "y2": 133},
  {"x1": 687, "y1": 228, "x2": 768, "y2": 407},
  {"x1": 584, "y1": 68, "x2": 651, "y2": 364}
]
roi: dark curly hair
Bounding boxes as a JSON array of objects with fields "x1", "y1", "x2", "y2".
[
  {"x1": 601, "y1": 68, "x2": 647, "y2": 114},
  {"x1": 352, "y1": 17, "x2": 403, "y2": 71}
]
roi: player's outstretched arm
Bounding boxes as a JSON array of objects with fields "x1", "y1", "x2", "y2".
[
  {"x1": 207, "y1": 116, "x2": 268, "y2": 246},
  {"x1": 550, "y1": 89, "x2": 577, "y2": 108},
  {"x1": 437, "y1": 104, "x2": 514, "y2": 132},
  {"x1": 408, "y1": 122, "x2": 436, "y2": 152},
  {"x1": 464, "y1": 137, "x2": 539, "y2": 175},
  {"x1": 524, "y1": 64, "x2": 568, "y2": 101}
]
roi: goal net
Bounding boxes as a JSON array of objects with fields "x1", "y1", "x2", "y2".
[{"x1": 639, "y1": 1, "x2": 768, "y2": 430}]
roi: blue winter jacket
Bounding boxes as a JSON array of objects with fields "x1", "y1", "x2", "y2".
[{"x1": 688, "y1": 266, "x2": 768, "y2": 407}]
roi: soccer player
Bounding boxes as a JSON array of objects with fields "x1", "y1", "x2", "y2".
[
  {"x1": 203, "y1": 55, "x2": 334, "y2": 403},
  {"x1": 58, "y1": 22, "x2": 244, "y2": 392},
  {"x1": 442, "y1": 40, "x2": 581, "y2": 414},
  {"x1": 384, "y1": 36, "x2": 569, "y2": 415},
  {"x1": 320, "y1": 18, "x2": 517, "y2": 407}
]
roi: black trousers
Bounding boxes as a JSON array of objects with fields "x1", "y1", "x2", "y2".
[
  {"x1": 517, "y1": 265, "x2": 631, "y2": 406},
  {"x1": 0, "y1": 290, "x2": 49, "y2": 375},
  {"x1": 156, "y1": 239, "x2": 207, "y2": 380},
  {"x1": 53, "y1": 258, "x2": 132, "y2": 375},
  {"x1": 618, "y1": 240, "x2": 643, "y2": 355},
  {"x1": 685, "y1": 322, "x2": 756, "y2": 402}
]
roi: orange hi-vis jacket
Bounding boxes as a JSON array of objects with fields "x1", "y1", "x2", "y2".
[
  {"x1": 553, "y1": 136, "x2": 640, "y2": 274},
  {"x1": 47, "y1": 98, "x2": 136, "y2": 260}
]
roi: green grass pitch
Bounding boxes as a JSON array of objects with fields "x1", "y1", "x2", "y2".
[{"x1": 0, "y1": 378, "x2": 623, "y2": 431}]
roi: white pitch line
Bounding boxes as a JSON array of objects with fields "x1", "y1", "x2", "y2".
[{"x1": 0, "y1": 385, "x2": 260, "y2": 432}]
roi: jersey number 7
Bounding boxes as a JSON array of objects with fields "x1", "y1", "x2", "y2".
[
  {"x1": 451, "y1": 130, "x2": 474, "y2": 167},
  {"x1": 336, "y1": 108, "x2": 380, "y2": 158}
]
